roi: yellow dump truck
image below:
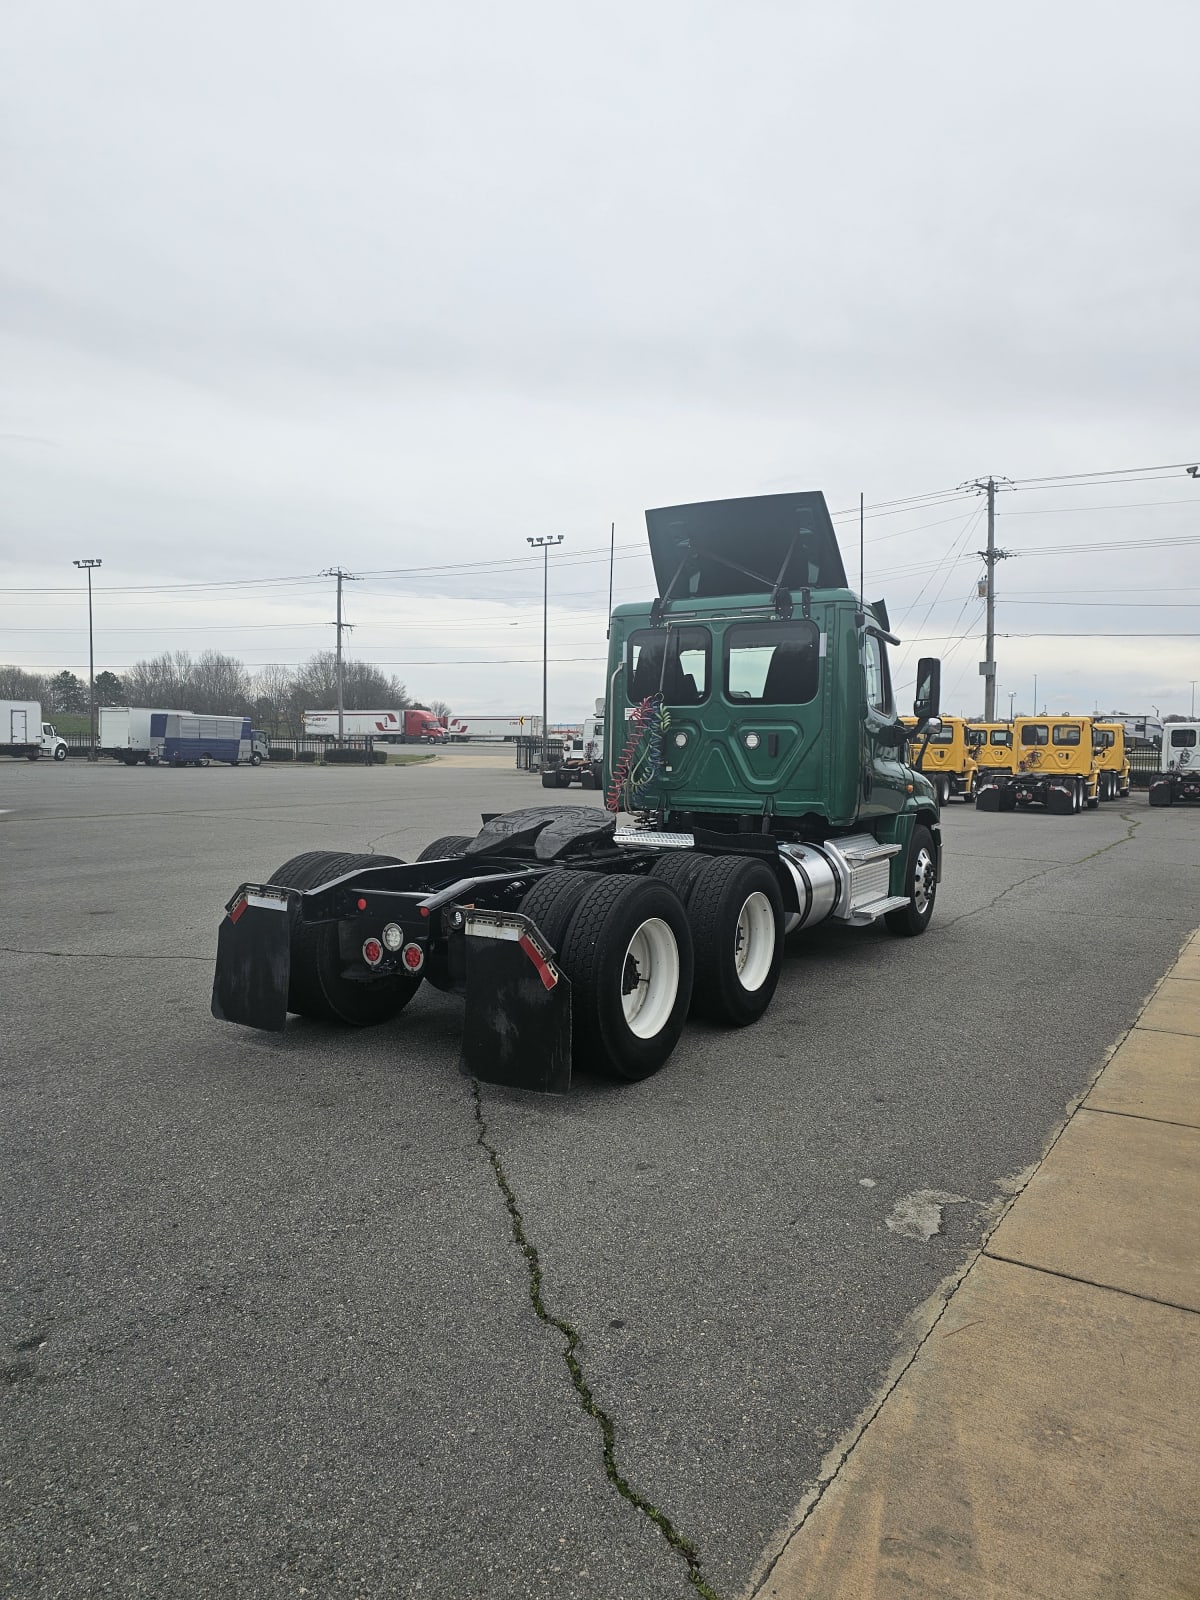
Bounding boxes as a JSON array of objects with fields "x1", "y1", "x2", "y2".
[
  {"x1": 1092, "y1": 721, "x2": 1131, "y2": 801},
  {"x1": 974, "y1": 716, "x2": 1099, "y2": 814},
  {"x1": 904, "y1": 715, "x2": 977, "y2": 804}
]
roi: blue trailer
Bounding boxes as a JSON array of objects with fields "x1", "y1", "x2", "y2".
[{"x1": 152, "y1": 714, "x2": 269, "y2": 767}]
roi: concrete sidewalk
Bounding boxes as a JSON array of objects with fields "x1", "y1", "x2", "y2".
[{"x1": 752, "y1": 930, "x2": 1200, "y2": 1600}]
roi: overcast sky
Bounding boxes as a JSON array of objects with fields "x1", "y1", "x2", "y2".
[{"x1": 3, "y1": 0, "x2": 1198, "y2": 721}]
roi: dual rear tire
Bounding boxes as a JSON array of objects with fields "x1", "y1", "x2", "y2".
[
  {"x1": 651, "y1": 854, "x2": 785, "y2": 1027},
  {"x1": 267, "y1": 851, "x2": 423, "y2": 1026}
]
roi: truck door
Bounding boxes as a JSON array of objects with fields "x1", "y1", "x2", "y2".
[{"x1": 860, "y1": 632, "x2": 907, "y2": 817}]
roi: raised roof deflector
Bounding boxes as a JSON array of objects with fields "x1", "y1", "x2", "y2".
[{"x1": 644, "y1": 492, "x2": 848, "y2": 600}]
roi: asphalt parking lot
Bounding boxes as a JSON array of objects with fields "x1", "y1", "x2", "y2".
[{"x1": 3, "y1": 756, "x2": 1198, "y2": 1600}]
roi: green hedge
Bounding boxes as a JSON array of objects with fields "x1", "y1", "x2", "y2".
[{"x1": 323, "y1": 747, "x2": 387, "y2": 765}]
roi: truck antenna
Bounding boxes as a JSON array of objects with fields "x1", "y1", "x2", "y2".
[
  {"x1": 606, "y1": 521, "x2": 615, "y2": 638},
  {"x1": 859, "y1": 491, "x2": 865, "y2": 612}
]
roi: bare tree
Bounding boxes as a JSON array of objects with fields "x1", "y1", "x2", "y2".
[
  {"x1": 190, "y1": 650, "x2": 251, "y2": 715},
  {"x1": 291, "y1": 652, "x2": 409, "y2": 714},
  {"x1": 123, "y1": 651, "x2": 195, "y2": 709},
  {"x1": 0, "y1": 665, "x2": 48, "y2": 701},
  {"x1": 252, "y1": 664, "x2": 297, "y2": 737}
]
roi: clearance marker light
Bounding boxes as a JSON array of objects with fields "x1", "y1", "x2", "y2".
[{"x1": 357, "y1": 897, "x2": 368, "y2": 911}]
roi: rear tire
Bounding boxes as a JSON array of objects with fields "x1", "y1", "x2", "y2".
[
  {"x1": 416, "y1": 834, "x2": 474, "y2": 862},
  {"x1": 267, "y1": 851, "x2": 421, "y2": 1025},
  {"x1": 885, "y1": 825, "x2": 937, "y2": 937},
  {"x1": 518, "y1": 870, "x2": 608, "y2": 950},
  {"x1": 556, "y1": 876, "x2": 694, "y2": 1081},
  {"x1": 681, "y1": 856, "x2": 785, "y2": 1025}
]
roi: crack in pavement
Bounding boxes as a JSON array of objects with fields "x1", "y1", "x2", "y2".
[
  {"x1": 471, "y1": 1081, "x2": 722, "y2": 1600},
  {"x1": 934, "y1": 810, "x2": 1144, "y2": 930},
  {"x1": 0, "y1": 945, "x2": 210, "y2": 961}
]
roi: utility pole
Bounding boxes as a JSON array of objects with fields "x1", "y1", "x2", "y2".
[
  {"x1": 962, "y1": 476, "x2": 1013, "y2": 720},
  {"x1": 527, "y1": 535, "x2": 564, "y2": 769},
  {"x1": 321, "y1": 568, "x2": 359, "y2": 743},
  {"x1": 73, "y1": 559, "x2": 101, "y2": 761}
]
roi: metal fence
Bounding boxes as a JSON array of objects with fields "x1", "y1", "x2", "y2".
[
  {"x1": 1128, "y1": 744, "x2": 1162, "y2": 787},
  {"x1": 513, "y1": 736, "x2": 565, "y2": 772}
]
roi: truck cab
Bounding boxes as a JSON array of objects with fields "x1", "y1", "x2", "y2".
[
  {"x1": 542, "y1": 703, "x2": 605, "y2": 789},
  {"x1": 1150, "y1": 722, "x2": 1200, "y2": 806},
  {"x1": 605, "y1": 492, "x2": 941, "y2": 924},
  {"x1": 980, "y1": 715, "x2": 1099, "y2": 813},
  {"x1": 1091, "y1": 721, "x2": 1130, "y2": 800},
  {"x1": 904, "y1": 714, "x2": 977, "y2": 803}
]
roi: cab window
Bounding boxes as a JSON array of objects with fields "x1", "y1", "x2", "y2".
[
  {"x1": 1170, "y1": 728, "x2": 1197, "y2": 748},
  {"x1": 991, "y1": 729, "x2": 1012, "y2": 747},
  {"x1": 1094, "y1": 729, "x2": 1114, "y2": 751},
  {"x1": 1053, "y1": 725, "x2": 1081, "y2": 746},
  {"x1": 862, "y1": 633, "x2": 894, "y2": 716},
  {"x1": 724, "y1": 620, "x2": 820, "y2": 705},
  {"x1": 1021, "y1": 724, "x2": 1049, "y2": 746},
  {"x1": 929, "y1": 725, "x2": 955, "y2": 744},
  {"x1": 627, "y1": 627, "x2": 710, "y2": 705}
]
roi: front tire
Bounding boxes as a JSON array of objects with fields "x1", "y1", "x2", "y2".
[
  {"x1": 557, "y1": 876, "x2": 694, "y2": 1081},
  {"x1": 885, "y1": 825, "x2": 937, "y2": 938},
  {"x1": 267, "y1": 851, "x2": 421, "y2": 1025},
  {"x1": 53, "y1": 745, "x2": 67, "y2": 761}
]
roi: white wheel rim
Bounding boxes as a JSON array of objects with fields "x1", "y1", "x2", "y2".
[
  {"x1": 734, "y1": 891, "x2": 776, "y2": 991},
  {"x1": 912, "y1": 848, "x2": 935, "y2": 915},
  {"x1": 620, "y1": 917, "x2": 680, "y2": 1038}
]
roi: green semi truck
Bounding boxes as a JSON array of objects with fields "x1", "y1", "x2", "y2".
[{"x1": 212, "y1": 491, "x2": 943, "y2": 1090}]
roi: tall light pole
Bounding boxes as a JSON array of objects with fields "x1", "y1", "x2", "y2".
[
  {"x1": 963, "y1": 476, "x2": 1013, "y2": 720},
  {"x1": 73, "y1": 559, "x2": 101, "y2": 761},
  {"x1": 527, "y1": 535, "x2": 564, "y2": 768}
]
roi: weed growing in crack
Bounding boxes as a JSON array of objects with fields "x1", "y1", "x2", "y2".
[{"x1": 471, "y1": 1082, "x2": 722, "y2": 1600}]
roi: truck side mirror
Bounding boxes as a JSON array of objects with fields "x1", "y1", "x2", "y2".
[{"x1": 913, "y1": 658, "x2": 941, "y2": 721}]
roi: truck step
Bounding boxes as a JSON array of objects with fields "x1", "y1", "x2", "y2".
[
  {"x1": 832, "y1": 832, "x2": 902, "y2": 867},
  {"x1": 843, "y1": 894, "x2": 910, "y2": 928}
]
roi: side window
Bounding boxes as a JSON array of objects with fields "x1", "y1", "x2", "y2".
[
  {"x1": 724, "y1": 620, "x2": 820, "y2": 705},
  {"x1": 1021, "y1": 724, "x2": 1049, "y2": 746},
  {"x1": 1170, "y1": 728, "x2": 1198, "y2": 748},
  {"x1": 1052, "y1": 725, "x2": 1081, "y2": 746},
  {"x1": 862, "y1": 634, "x2": 894, "y2": 716}
]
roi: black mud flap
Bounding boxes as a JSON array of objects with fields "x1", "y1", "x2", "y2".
[
  {"x1": 211, "y1": 885, "x2": 291, "y2": 1031},
  {"x1": 461, "y1": 910, "x2": 572, "y2": 1093}
]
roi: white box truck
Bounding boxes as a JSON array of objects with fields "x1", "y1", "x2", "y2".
[
  {"x1": 99, "y1": 706, "x2": 184, "y2": 765},
  {"x1": 1, "y1": 701, "x2": 67, "y2": 761}
]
